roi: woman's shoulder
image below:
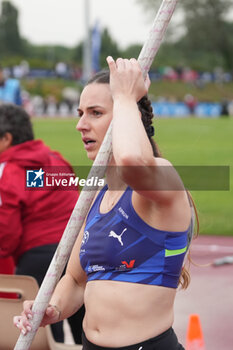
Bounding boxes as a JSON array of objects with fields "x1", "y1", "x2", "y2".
[{"x1": 132, "y1": 156, "x2": 189, "y2": 210}]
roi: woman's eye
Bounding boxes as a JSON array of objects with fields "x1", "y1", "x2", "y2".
[
  {"x1": 93, "y1": 110, "x2": 102, "y2": 116},
  {"x1": 77, "y1": 109, "x2": 102, "y2": 118}
]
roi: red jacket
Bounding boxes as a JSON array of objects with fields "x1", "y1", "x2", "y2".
[
  {"x1": 0, "y1": 140, "x2": 79, "y2": 263},
  {"x1": 0, "y1": 257, "x2": 14, "y2": 274}
]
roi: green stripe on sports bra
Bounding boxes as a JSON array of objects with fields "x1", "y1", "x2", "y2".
[{"x1": 165, "y1": 246, "x2": 187, "y2": 257}]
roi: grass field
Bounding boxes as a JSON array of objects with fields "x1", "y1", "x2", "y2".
[{"x1": 32, "y1": 117, "x2": 233, "y2": 236}]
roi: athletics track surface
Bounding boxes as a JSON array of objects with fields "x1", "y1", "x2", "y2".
[{"x1": 174, "y1": 235, "x2": 233, "y2": 350}]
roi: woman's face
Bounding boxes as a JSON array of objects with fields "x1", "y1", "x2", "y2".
[{"x1": 76, "y1": 83, "x2": 113, "y2": 160}]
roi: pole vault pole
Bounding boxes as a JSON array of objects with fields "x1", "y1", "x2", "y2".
[{"x1": 14, "y1": 1, "x2": 179, "y2": 349}]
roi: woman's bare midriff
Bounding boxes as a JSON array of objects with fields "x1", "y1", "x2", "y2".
[{"x1": 82, "y1": 280, "x2": 176, "y2": 347}]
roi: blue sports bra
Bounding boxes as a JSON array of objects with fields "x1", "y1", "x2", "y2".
[{"x1": 80, "y1": 185, "x2": 190, "y2": 288}]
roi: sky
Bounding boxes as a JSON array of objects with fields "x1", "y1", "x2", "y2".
[
  {"x1": 2, "y1": 1, "x2": 233, "y2": 49},
  {"x1": 8, "y1": 0, "x2": 164, "y2": 49}
]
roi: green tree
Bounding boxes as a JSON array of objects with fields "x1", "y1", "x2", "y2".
[
  {"x1": 72, "y1": 41, "x2": 83, "y2": 64},
  {"x1": 0, "y1": 0, "x2": 23, "y2": 56},
  {"x1": 136, "y1": 0, "x2": 233, "y2": 70},
  {"x1": 121, "y1": 44, "x2": 142, "y2": 60},
  {"x1": 100, "y1": 28, "x2": 121, "y2": 68},
  {"x1": 181, "y1": 0, "x2": 233, "y2": 70}
]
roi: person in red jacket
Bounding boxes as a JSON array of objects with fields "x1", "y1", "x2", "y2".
[
  {"x1": 0, "y1": 256, "x2": 15, "y2": 298},
  {"x1": 0, "y1": 104, "x2": 84, "y2": 343}
]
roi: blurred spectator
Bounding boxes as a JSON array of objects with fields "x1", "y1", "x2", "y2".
[
  {"x1": 163, "y1": 66, "x2": 179, "y2": 81},
  {"x1": 55, "y1": 62, "x2": 68, "y2": 79},
  {"x1": 214, "y1": 67, "x2": 224, "y2": 84},
  {"x1": 45, "y1": 95, "x2": 58, "y2": 117},
  {"x1": 12, "y1": 65, "x2": 24, "y2": 80},
  {"x1": 221, "y1": 99, "x2": 229, "y2": 117},
  {"x1": 199, "y1": 71, "x2": 213, "y2": 84},
  {"x1": 19, "y1": 60, "x2": 30, "y2": 78},
  {"x1": 0, "y1": 104, "x2": 84, "y2": 343},
  {"x1": 21, "y1": 90, "x2": 34, "y2": 116},
  {"x1": 175, "y1": 66, "x2": 183, "y2": 80},
  {"x1": 62, "y1": 86, "x2": 80, "y2": 113},
  {"x1": 0, "y1": 65, "x2": 22, "y2": 105},
  {"x1": 184, "y1": 94, "x2": 198, "y2": 115},
  {"x1": 58, "y1": 101, "x2": 70, "y2": 117},
  {"x1": 181, "y1": 67, "x2": 198, "y2": 83},
  {"x1": 71, "y1": 65, "x2": 82, "y2": 80},
  {"x1": 31, "y1": 95, "x2": 45, "y2": 116}
]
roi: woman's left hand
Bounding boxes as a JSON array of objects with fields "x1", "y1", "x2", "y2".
[
  {"x1": 106, "y1": 56, "x2": 150, "y2": 102},
  {"x1": 13, "y1": 301, "x2": 61, "y2": 335}
]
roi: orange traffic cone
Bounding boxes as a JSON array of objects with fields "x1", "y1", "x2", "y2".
[{"x1": 186, "y1": 314, "x2": 206, "y2": 350}]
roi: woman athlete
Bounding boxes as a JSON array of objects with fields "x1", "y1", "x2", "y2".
[{"x1": 14, "y1": 56, "x2": 193, "y2": 349}]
